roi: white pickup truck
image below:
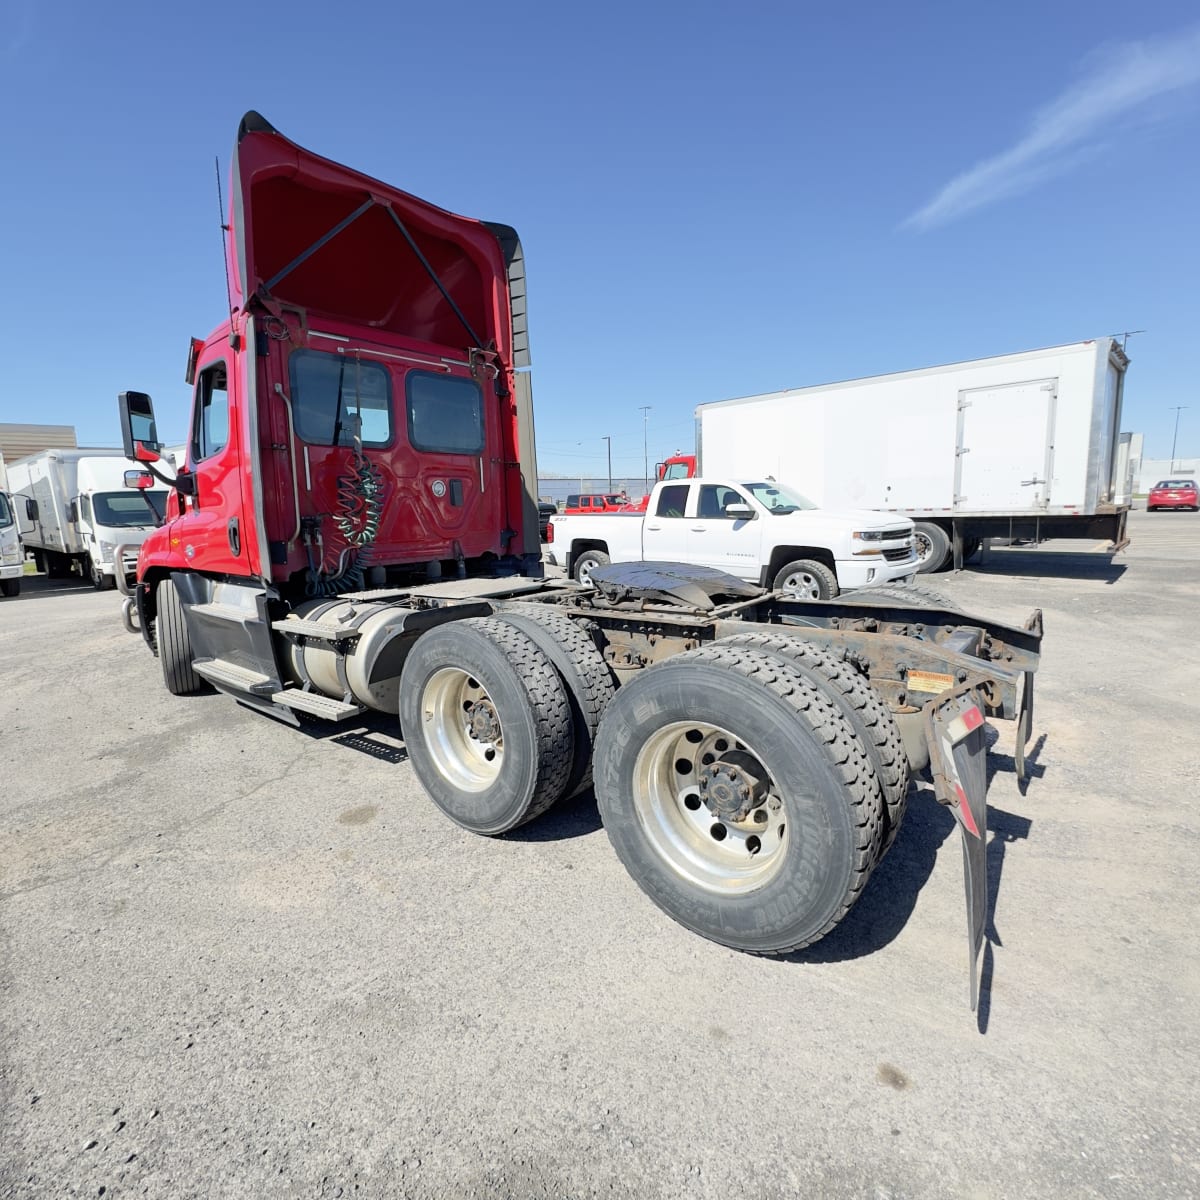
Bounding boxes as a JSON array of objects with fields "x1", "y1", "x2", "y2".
[{"x1": 546, "y1": 477, "x2": 917, "y2": 599}]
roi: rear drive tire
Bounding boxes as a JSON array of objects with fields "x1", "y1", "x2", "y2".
[
  {"x1": 157, "y1": 577, "x2": 205, "y2": 696},
  {"x1": 0, "y1": 579, "x2": 19, "y2": 597},
  {"x1": 399, "y1": 617, "x2": 574, "y2": 835},
  {"x1": 855, "y1": 582, "x2": 961, "y2": 611},
  {"x1": 772, "y1": 558, "x2": 839, "y2": 600},
  {"x1": 716, "y1": 632, "x2": 908, "y2": 862},
  {"x1": 45, "y1": 551, "x2": 70, "y2": 579},
  {"x1": 491, "y1": 603, "x2": 616, "y2": 798},
  {"x1": 912, "y1": 522, "x2": 950, "y2": 573},
  {"x1": 593, "y1": 645, "x2": 883, "y2": 954},
  {"x1": 573, "y1": 549, "x2": 610, "y2": 587}
]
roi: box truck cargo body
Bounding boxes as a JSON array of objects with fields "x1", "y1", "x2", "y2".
[
  {"x1": 694, "y1": 339, "x2": 1130, "y2": 571},
  {"x1": 7, "y1": 449, "x2": 169, "y2": 588}
]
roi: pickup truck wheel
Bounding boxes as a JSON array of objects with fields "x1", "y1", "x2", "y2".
[
  {"x1": 157, "y1": 577, "x2": 205, "y2": 696},
  {"x1": 593, "y1": 645, "x2": 882, "y2": 954},
  {"x1": 0, "y1": 579, "x2": 19, "y2": 597},
  {"x1": 399, "y1": 617, "x2": 574, "y2": 835},
  {"x1": 717, "y1": 633, "x2": 905, "y2": 862},
  {"x1": 491, "y1": 604, "x2": 615, "y2": 798},
  {"x1": 573, "y1": 549, "x2": 610, "y2": 587},
  {"x1": 912, "y1": 522, "x2": 950, "y2": 573},
  {"x1": 772, "y1": 558, "x2": 838, "y2": 600}
]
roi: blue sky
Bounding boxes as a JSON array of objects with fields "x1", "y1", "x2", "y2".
[{"x1": 1, "y1": 0, "x2": 1197, "y2": 480}]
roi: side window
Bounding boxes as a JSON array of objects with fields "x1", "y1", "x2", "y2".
[
  {"x1": 79, "y1": 495, "x2": 93, "y2": 526},
  {"x1": 697, "y1": 484, "x2": 743, "y2": 519},
  {"x1": 406, "y1": 371, "x2": 484, "y2": 454},
  {"x1": 656, "y1": 484, "x2": 690, "y2": 518},
  {"x1": 290, "y1": 350, "x2": 392, "y2": 447},
  {"x1": 191, "y1": 362, "x2": 230, "y2": 463}
]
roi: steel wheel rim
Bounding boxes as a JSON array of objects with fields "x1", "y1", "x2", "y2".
[
  {"x1": 913, "y1": 530, "x2": 935, "y2": 566},
  {"x1": 421, "y1": 667, "x2": 504, "y2": 791},
  {"x1": 632, "y1": 720, "x2": 788, "y2": 893},
  {"x1": 780, "y1": 569, "x2": 822, "y2": 599}
]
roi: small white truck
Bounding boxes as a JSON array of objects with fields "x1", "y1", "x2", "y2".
[
  {"x1": 0, "y1": 453, "x2": 22, "y2": 597},
  {"x1": 546, "y1": 477, "x2": 916, "y2": 598},
  {"x1": 7, "y1": 449, "x2": 170, "y2": 589}
]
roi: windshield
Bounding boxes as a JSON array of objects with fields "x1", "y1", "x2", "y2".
[
  {"x1": 92, "y1": 491, "x2": 170, "y2": 528},
  {"x1": 0, "y1": 493, "x2": 12, "y2": 528},
  {"x1": 744, "y1": 481, "x2": 817, "y2": 513}
]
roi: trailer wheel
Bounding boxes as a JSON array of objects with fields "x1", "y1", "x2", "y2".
[
  {"x1": 45, "y1": 551, "x2": 71, "y2": 580},
  {"x1": 157, "y1": 577, "x2": 205, "y2": 696},
  {"x1": 573, "y1": 549, "x2": 610, "y2": 587},
  {"x1": 0, "y1": 579, "x2": 19, "y2": 597},
  {"x1": 772, "y1": 558, "x2": 838, "y2": 600},
  {"x1": 399, "y1": 617, "x2": 574, "y2": 835},
  {"x1": 716, "y1": 633, "x2": 906, "y2": 861},
  {"x1": 594, "y1": 645, "x2": 883, "y2": 954},
  {"x1": 491, "y1": 604, "x2": 615, "y2": 798},
  {"x1": 912, "y1": 522, "x2": 950, "y2": 573}
]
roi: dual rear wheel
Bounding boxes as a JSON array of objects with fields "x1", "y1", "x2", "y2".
[{"x1": 400, "y1": 617, "x2": 903, "y2": 955}]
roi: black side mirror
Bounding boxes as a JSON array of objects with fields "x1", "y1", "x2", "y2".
[
  {"x1": 118, "y1": 391, "x2": 161, "y2": 460},
  {"x1": 25, "y1": 498, "x2": 38, "y2": 522},
  {"x1": 174, "y1": 471, "x2": 198, "y2": 498},
  {"x1": 68, "y1": 500, "x2": 78, "y2": 524}
]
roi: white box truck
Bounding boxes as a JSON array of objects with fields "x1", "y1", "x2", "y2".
[
  {"x1": 0, "y1": 452, "x2": 23, "y2": 597},
  {"x1": 7, "y1": 449, "x2": 170, "y2": 588},
  {"x1": 693, "y1": 339, "x2": 1131, "y2": 572}
]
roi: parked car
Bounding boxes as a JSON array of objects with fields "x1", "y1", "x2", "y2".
[
  {"x1": 538, "y1": 501, "x2": 558, "y2": 540},
  {"x1": 564, "y1": 493, "x2": 628, "y2": 514},
  {"x1": 1147, "y1": 479, "x2": 1198, "y2": 511}
]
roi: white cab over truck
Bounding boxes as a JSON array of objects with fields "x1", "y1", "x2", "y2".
[
  {"x1": 547, "y1": 477, "x2": 916, "y2": 598},
  {"x1": 0, "y1": 452, "x2": 22, "y2": 597},
  {"x1": 7, "y1": 449, "x2": 170, "y2": 589},
  {"x1": 694, "y1": 338, "x2": 1131, "y2": 572}
]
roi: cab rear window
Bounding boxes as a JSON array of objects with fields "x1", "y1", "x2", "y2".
[
  {"x1": 406, "y1": 372, "x2": 485, "y2": 455},
  {"x1": 290, "y1": 350, "x2": 392, "y2": 447}
]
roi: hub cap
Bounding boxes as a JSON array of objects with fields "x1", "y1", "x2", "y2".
[
  {"x1": 632, "y1": 721, "x2": 787, "y2": 893},
  {"x1": 421, "y1": 668, "x2": 504, "y2": 791},
  {"x1": 779, "y1": 569, "x2": 823, "y2": 600}
]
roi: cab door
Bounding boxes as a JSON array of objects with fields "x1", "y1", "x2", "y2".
[
  {"x1": 685, "y1": 483, "x2": 762, "y2": 579},
  {"x1": 173, "y1": 356, "x2": 252, "y2": 577}
]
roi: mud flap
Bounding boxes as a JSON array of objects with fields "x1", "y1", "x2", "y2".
[{"x1": 926, "y1": 689, "x2": 990, "y2": 1010}]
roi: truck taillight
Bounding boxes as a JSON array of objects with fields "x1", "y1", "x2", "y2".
[{"x1": 547, "y1": 522, "x2": 554, "y2": 543}]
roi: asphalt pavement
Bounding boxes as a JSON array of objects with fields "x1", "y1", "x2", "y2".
[{"x1": 1, "y1": 508, "x2": 1198, "y2": 1198}]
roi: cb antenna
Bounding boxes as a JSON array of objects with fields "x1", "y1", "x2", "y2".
[{"x1": 215, "y1": 156, "x2": 238, "y2": 346}]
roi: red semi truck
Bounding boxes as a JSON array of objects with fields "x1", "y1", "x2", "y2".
[{"x1": 115, "y1": 114, "x2": 1042, "y2": 1007}]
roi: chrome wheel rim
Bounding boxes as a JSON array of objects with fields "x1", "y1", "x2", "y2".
[
  {"x1": 577, "y1": 555, "x2": 602, "y2": 587},
  {"x1": 632, "y1": 720, "x2": 788, "y2": 893},
  {"x1": 779, "y1": 569, "x2": 822, "y2": 599},
  {"x1": 421, "y1": 668, "x2": 504, "y2": 791},
  {"x1": 913, "y1": 530, "x2": 935, "y2": 566}
]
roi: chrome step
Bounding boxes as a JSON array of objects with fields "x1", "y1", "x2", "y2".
[
  {"x1": 270, "y1": 688, "x2": 365, "y2": 721},
  {"x1": 192, "y1": 658, "x2": 275, "y2": 695},
  {"x1": 271, "y1": 617, "x2": 362, "y2": 641}
]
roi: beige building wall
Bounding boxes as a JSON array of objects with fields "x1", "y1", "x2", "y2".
[{"x1": 0, "y1": 424, "x2": 78, "y2": 463}]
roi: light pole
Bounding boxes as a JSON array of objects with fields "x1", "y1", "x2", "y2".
[
  {"x1": 601, "y1": 436, "x2": 612, "y2": 492},
  {"x1": 639, "y1": 405, "x2": 651, "y2": 492},
  {"x1": 1170, "y1": 406, "x2": 1187, "y2": 471}
]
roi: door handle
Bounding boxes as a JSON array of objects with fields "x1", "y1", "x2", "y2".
[
  {"x1": 227, "y1": 518, "x2": 241, "y2": 556},
  {"x1": 646, "y1": 524, "x2": 661, "y2": 531}
]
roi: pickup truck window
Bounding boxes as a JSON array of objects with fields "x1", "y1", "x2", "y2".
[
  {"x1": 291, "y1": 350, "x2": 392, "y2": 447},
  {"x1": 656, "y1": 484, "x2": 690, "y2": 518},
  {"x1": 407, "y1": 372, "x2": 485, "y2": 454},
  {"x1": 744, "y1": 480, "x2": 817, "y2": 513},
  {"x1": 696, "y1": 485, "x2": 746, "y2": 519}
]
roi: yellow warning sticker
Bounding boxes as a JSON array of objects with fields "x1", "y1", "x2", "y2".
[{"x1": 907, "y1": 670, "x2": 955, "y2": 695}]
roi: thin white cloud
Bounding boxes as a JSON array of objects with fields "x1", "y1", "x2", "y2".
[{"x1": 904, "y1": 25, "x2": 1200, "y2": 231}]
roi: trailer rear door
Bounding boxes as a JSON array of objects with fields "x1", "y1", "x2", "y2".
[{"x1": 955, "y1": 379, "x2": 1056, "y2": 512}]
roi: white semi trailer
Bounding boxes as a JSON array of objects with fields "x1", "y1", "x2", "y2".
[
  {"x1": 7, "y1": 449, "x2": 170, "y2": 588},
  {"x1": 694, "y1": 339, "x2": 1132, "y2": 571}
]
